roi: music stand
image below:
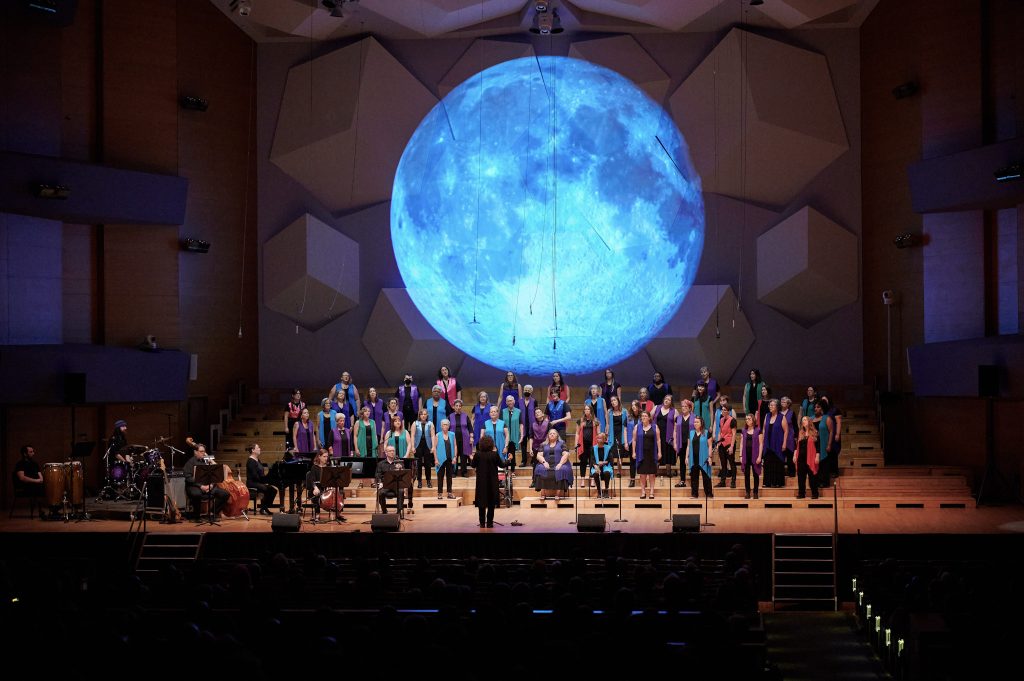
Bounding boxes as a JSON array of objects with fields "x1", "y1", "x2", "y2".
[
  {"x1": 193, "y1": 464, "x2": 224, "y2": 526},
  {"x1": 381, "y1": 468, "x2": 414, "y2": 520},
  {"x1": 320, "y1": 466, "x2": 352, "y2": 524}
]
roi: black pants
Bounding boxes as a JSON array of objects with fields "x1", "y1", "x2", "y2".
[
  {"x1": 251, "y1": 482, "x2": 278, "y2": 511},
  {"x1": 506, "y1": 443, "x2": 518, "y2": 471},
  {"x1": 578, "y1": 446, "x2": 592, "y2": 479},
  {"x1": 612, "y1": 443, "x2": 635, "y2": 479},
  {"x1": 690, "y1": 465, "x2": 713, "y2": 498},
  {"x1": 796, "y1": 451, "x2": 818, "y2": 497},
  {"x1": 718, "y1": 443, "x2": 736, "y2": 483},
  {"x1": 661, "y1": 442, "x2": 676, "y2": 468},
  {"x1": 309, "y1": 491, "x2": 322, "y2": 515},
  {"x1": 187, "y1": 486, "x2": 229, "y2": 517},
  {"x1": 436, "y1": 460, "x2": 453, "y2": 494},
  {"x1": 377, "y1": 486, "x2": 413, "y2": 513},
  {"x1": 591, "y1": 470, "x2": 611, "y2": 489},
  {"x1": 830, "y1": 442, "x2": 842, "y2": 478},
  {"x1": 477, "y1": 504, "x2": 495, "y2": 525},
  {"x1": 415, "y1": 443, "x2": 432, "y2": 483},
  {"x1": 783, "y1": 448, "x2": 795, "y2": 477},
  {"x1": 743, "y1": 461, "x2": 760, "y2": 494}
]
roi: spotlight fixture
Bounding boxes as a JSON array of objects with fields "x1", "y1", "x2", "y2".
[
  {"x1": 892, "y1": 81, "x2": 918, "y2": 99},
  {"x1": 33, "y1": 183, "x2": 70, "y2": 199},
  {"x1": 530, "y1": 5, "x2": 563, "y2": 34},
  {"x1": 893, "y1": 232, "x2": 919, "y2": 249},
  {"x1": 231, "y1": 0, "x2": 251, "y2": 17},
  {"x1": 994, "y1": 162, "x2": 1022, "y2": 183},
  {"x1": 182, "y1": 238, "x2": 211, "y2": 254},
  {"x1": 180, "y1": 95, "x2": 208, "y2": 112},
  {"x1": 534, "y1": 1, "x2": 550, "y2": 10}
]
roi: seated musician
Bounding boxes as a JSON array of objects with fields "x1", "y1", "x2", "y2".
[
  {"x1": 276, "y1": 447, "x2": 304, "y2": 513},
  {"x1": 245, "y1": 443, "x2": 277, "y2": 515},
  {"x1": 183, "y1": 443, "x2": 229, "y2": 519},
  {"x1": 590, "y1": 433, "x2": 614, "y2": 499},
  {"x1": 305, "y1": 449, "x2": 329, "y2": 522},
  {"x1": 375, "y1": 444, "x2": 414, "y2": 514}
]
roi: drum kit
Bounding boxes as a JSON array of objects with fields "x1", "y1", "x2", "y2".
[{"x1": 100, "y1": 436, "x2": 183, "y2": 503}]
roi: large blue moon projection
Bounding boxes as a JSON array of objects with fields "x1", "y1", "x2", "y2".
[{"x1": 391, "y1": 57, "x2": 704, "y2": 374}]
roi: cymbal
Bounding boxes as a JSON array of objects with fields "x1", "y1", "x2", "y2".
[
  {"x1": 153, "y1": 435, "x2": 170, "y2": 444},
  {"x1": 119, "y1": 444, "x2": 151, "y2": 455}
]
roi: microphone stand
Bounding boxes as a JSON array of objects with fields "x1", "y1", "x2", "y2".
[
  {"x1": 569, "y1": 442, "x2": 578, "y2": 526},
  {"x1": 613, "y1": 442, "x2": 627, "y2": 525},
  {"x1": 664, "y1": 442, "x2": 674, "y2": 524}
]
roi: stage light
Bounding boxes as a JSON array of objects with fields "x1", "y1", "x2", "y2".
[
  {"x1": 892, "y1": 81, "x2": 918, "y2": 99},
  {"x1": 893, "y1": 232, "x2": 919, "y2": 249},
  {"x1": 182, "y1": 238, "x2": 211, "y2": 254},
  {"x1": 180, "y1": 95, "x2": 208, "y2": 112},
  {"x1": 897, "y1": 638, "x2": 904, "y2": 655},
  {"x1": 858, "y1": 591, "x2": 864, "y2": 605},
  {"x1": 233, "y1": 0, "x2": 251, "y2": 17},
  {"x1": 852, "y1": 577, "x2": 857, "y2": 591},
  {"x1": 875, "y1": 615, "x2": 881, "y2": 632},
  {"x1": 994, "y1": 162, "x2": 1022, "y2": 183},
  {"x1": 885, "y1": 628, "x2": 891, "y2": 647},
  {"x1": 33, "y1": 183, "x2": 70, "y2": 199},
  {"x1": 529, "y1": 6, "x2": 563, "y2": 34},
  {"x1": 866, "y1": 603, "x2": 872, "y2": 618}
]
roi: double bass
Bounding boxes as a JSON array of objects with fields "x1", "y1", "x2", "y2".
[{"x1": 186, "y1": 437, "x2": 250, "y2": 518}]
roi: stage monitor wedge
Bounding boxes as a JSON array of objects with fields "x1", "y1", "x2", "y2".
[
  {"x1": 577, "y1": 513, "x2": 606, "y2": 532},
  {"x1": 271, "y1": 513, "x2": 301, "y2": 532},
  {"x1": 371, "y1": 513, "x2": 401, "y2": 532},
  {"x1": 672, "y1": 514, "x2": 700, "y2": 533}
]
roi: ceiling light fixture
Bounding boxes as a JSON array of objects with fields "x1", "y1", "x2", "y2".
[{"x1": 529, "y1": 4, "x2": 563, "y2": 34}]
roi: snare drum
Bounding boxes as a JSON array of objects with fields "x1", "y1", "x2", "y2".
[{"x1": 43, "y1": 463, "x2": 66, "y2": 506}]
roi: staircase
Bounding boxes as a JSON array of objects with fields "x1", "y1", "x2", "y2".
[
  {"x1": 772, "y1": 533, "x2": 837, "y2": 611},
  {"x1": 135, "y1": 532, "x2": 204, "y2": 574}
]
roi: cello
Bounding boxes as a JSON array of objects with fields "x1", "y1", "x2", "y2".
[{"x1": 185, "y1": 437, "x2": 250, "y2": 517}]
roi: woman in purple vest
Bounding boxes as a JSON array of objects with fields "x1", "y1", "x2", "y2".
[
  {"x1": 780, "y1": 396, "x2": 798, "y2": 477},
  {"x1": 519, "y1": 385, "x2": 538, "y2": 466},
  {"x1": 652, "y1": 395, "x2": 680, "y2": 475},
  {"x1": 325, "y1": 411, "x2": 351, "y2": 458},
  {"x1": 472, "y1": 391, "x2": 492, "y2": 450},
  {"x1": 449, "y1": 399, "x2": 474, "y2": 477},
  {"x1": 738, "y1": 413, "x2": 762, "y2": 499},
  {"x1": 292, "y1": 408, "x2": 318, "y2": 455},
  {"x1": 396, "y1": 375, "x2": 421, "y2": 429},
  {"x1": 498, "y1": 371, "x2": 522, "y2": 411},
  {"x1": 363, "y1": 387, "x2": 385, "y2": 439},
  {"x1": 533, "y1": 428, "x2": 573, "y2": 500}
]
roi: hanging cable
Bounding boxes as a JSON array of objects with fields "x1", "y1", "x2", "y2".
[{"x1": 549, "y1": 46, "x2": 558, "y2": 351}]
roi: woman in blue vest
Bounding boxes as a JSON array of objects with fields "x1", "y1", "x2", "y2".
[
  {"x1": 687, "y1": 416, "x2": 714, "y2": 499},
  {"x1": 482, "y1": 405, "x2": 509, "y2": 465},
  {"x1": 383, "y1": 416, "x2": 412, "y2": 459},
  {"x1": 425, "y1": 386, "x2": 448, "y2": 436},
  {"x1": 450, "y1": 399, "x2": 473, "y2": 477},
  {"x1": 762, "y1": 399, "x2": 787, "y2": 488},
  {"x1": 632, "y1": 409, "x2": 661, "y2": 500},
  {"x1": 331, "y1": 371, "x2": 360, "y2": 421},
  {"x1": 545, "y1": 387, "x2": 572, "y2": 439},
  {"x1": 433, "y1": 418, "x2": 456, "y2": 500},
  {"x1": 590, "y1": 433, "x2": 614, "y2": 499},
  {"x1": 584, "y1": 384, "x2": 608, "y2": 432},
  {"x1": 412, "y1": 408, "x2": 436, "y2": 488},
  {"x1": 317, "y1": 398, "x2": 336, "y2": 449},
  {"x1": 624, "y1": 400, "x2": 642, "y2": 487}
]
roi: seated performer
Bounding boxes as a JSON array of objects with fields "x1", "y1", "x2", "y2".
[
  {"x1": 245, "y1": 443, "x2": 277, "y2": 515},
  {"x1": 590, "y1": 433, "x2": 614, "y2": 499},
  {"x1": 13, "y1": 445, "x2": 45, "y2": 518},
  {"x1": 375, "y1": 445, "x2": 414, "y2": 514},
  {"x1": 183, "y1": 442, "x2": 229, "y2": 519},
  {"x1": 305, "y1": 449, "x2": 329, "y2": 522},
  {"x1": 532, "y1": 428, "x2": 573, "y2": 500}
]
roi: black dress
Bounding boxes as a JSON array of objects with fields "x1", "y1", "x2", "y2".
[
  {"x1": 638, "y1": 427, "x2": 658, "y2": 474},
  {"x1": 472, "y1": 449, "x2": 502, "y2": 509}
]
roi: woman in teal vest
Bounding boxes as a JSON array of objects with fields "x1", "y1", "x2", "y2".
[
  {"x1": 688, "y1": 416, "x2": 714, "y2": 499},
  {"x1": 433, "y1": 418, "x2": 456, "y2": 500},
  {"x1": 383, "y1": 416, "x2": 412, "y2": 459},
  {"x1": 412, "y1": 409, "x2": 436, "y2": 488},
  {"x1": 501, "y1": 395, "x2": 522, "y2": 473},
  {"x1": 482, "y1": 405, "x2": 509, "y2": 464},
  {"x1": 353, "y1": 406, "x2": 378, "y2": 457},
  {"x1": 590, "y1": 433, "x2": 614, "y2": 499}
]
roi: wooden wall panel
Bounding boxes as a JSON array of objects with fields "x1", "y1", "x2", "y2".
[
  {"x1": 60, "y1": 0, "x2": 96, "y2": 162},
  {"x1": 176, "y1": 0, "x2": 259, "y2": 429}
]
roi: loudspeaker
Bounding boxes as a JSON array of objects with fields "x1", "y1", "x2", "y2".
[
  {"x1": 576, "y1": 513, "x2": 606, "y2": 532},
  {"x1": 978, "y1": 365, "x2": 999, "y2": 398},
  {"x1": 371, "y1": 513, "x2": 401, "y2": 532},
  {"x1": 672, "y1": 514, "x2": 700, "y2": 533},
  {"x1": 271, "y1": 513, "x2": 301, "y2": 532},
  {"x1": 64, "y1": 372, "x2": 86, "y2": 404},
  {"x1": 167, "y1": 473, "x2": 186, "y2": 508}
]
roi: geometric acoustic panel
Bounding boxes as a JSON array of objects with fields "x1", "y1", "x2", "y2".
[
  {"x1": 262, "y1": 213, "x2": 359, "y2": 331},
  {"x1": 757, "y1": 206, "x2": 857, "y2": 327},
  {"x1": 568, "y1": 35, "x2": 670, "y2": 104},
  {"x1": 756, "y1": 0, "x2": 858, "y2": 29},
  {"x1": 669, "y1": 29, "x2": 848, "y2": 207},
  {"x1": 438, "y1": 39, "x2": 535, "y2": 99},
  {"x1": 644, "y1": 285, "x2": 754, "y2": 383},
  {"x1": 569, "y1": 0, "x2": 721, "y2": 31},
  {"x1": 362, "y1": 288, "x2": 466, "y2": 387},
  {"x1": 270, "y1": 37, "x2": 437, "y2": 213},
  {"x1": 361, "y1": 0, "x2": 527, "y2": 38}
]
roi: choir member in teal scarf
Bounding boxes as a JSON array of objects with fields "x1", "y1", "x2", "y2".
[
  {"x1": 590, "y1": 433, "x2": 614, "y2": 499},
  {"x1": 433, "y1": 418, "x2": 456, "y2": 500},
  {"x1": 425, "y1": 386, "x2": 448, "y2": 436},
  {"x1": 412, "y1": 408, "x2": 436, "y2": 488},
  {"x1": 317, "y1": 398, "x2": 336, "y2": 447},
  {"x1": 353, "y1": 406, "x2": 378, "y2": 457},
  {"x1": 483, "y1": 405, "x2": 509, "y2": 464},
  {"x1": 687, "y1": 416, "x2": 714, "y2": 499},
  {"x1": 743, "y1": 369, "x2": 766, "y2": 420},
  {"x1": 501, "y1": 395, "x2": 522, "y2": 472},
  {"x1": 813, "y1": 402, "x2": 833, "y2": 488},
  {"x1": 383, "y1": 416, "x2": 412, "y2": 459}
]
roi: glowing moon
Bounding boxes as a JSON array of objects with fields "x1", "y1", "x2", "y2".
[{"x1": 391, "y1": 57, "x2": 703, "y2": 374}]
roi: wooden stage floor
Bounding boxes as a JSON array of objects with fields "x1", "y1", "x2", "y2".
[{"x1": 4, "y1": 502, "x2": 1024, "y2": 535}]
